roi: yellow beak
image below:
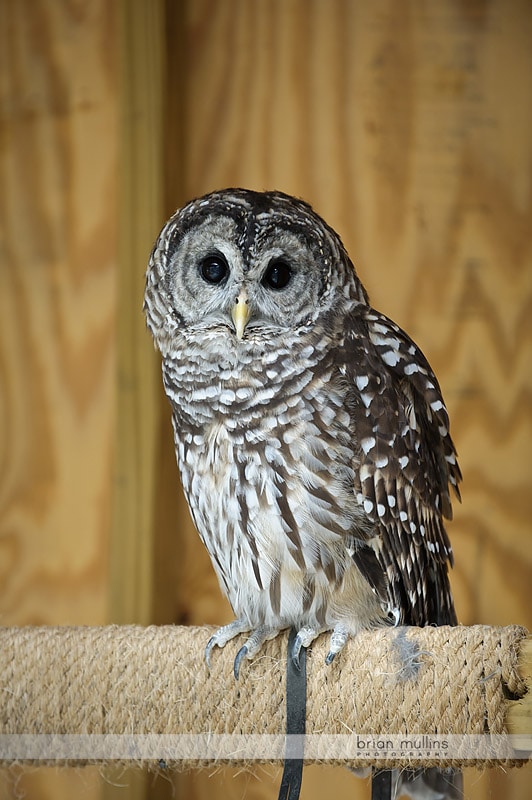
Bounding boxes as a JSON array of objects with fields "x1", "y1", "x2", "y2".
[{"x1": 231, "y1": 289, "x2": 251, "y2": 340}]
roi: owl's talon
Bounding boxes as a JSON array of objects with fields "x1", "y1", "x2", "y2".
[
  {"x1": 325, "y1": 624, "x2": 349, "y2": 665},
  {"x1": 233, "y1": 645, "x2": 249, "y2": 680},
  {"x1": 290, "y1": 625, "x2": 319, "y2": 669},
  {"x1": 290, "y1": 627, "x2": 316, "y2": 668},
  {"x1": 204, "y1": 617, "x2": 252, "y2": 669},
  {"x1": 291, "y1": 643, "x2": 302, "y2": 672},
  {"x1": 233, "y1": 624, "x2": 281, "y2": 678},
  {"x1": 205, "y1": 636, "x2": 216, "y2": 670},
  {"x1": 291, "y1": 634, "x2": 303, "y2": 670}
]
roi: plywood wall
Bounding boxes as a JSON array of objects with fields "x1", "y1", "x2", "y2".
[
  {"x1": 0, "y1": 0, "x2": 118, "y2": 625},
  {"x1": 0, "y1": 0, "x2": 119, "y2": 797},
  {"x1": 0, "y1": 1, "x2": 530, "y2": 799}
]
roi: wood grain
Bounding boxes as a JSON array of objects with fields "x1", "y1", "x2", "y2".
[
  {"x1": 109, "y1": 0, "x2": 165, "y2": 628},
  {"x1": 163, "y1": 1, "x2": 532, "y2": 799},
  {"x1": 0, "y1": 0, "x2": 118, "y2": 626},
  {"x1": 1, "y1": 1, "x2": 530, "y2": 799},
  {"x1": 0, "y1": 0, "x2": 119, "y2": 798}
]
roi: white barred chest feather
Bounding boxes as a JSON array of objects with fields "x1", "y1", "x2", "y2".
[{"x1": 164, "y1": 326, "x2": 390, "y2": 634}]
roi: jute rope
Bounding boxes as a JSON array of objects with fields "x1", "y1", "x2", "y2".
[{"x1": 0, "y1": 624, "x2": 528, "y2": 769}]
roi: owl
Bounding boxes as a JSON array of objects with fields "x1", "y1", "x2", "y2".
[{"x1": 144, "y1": 189, "x2": 462, "y2": 796}]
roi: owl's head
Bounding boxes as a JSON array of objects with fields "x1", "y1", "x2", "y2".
[{"x1": 144, "y1": 189, "x2": 368, "y2": 356}]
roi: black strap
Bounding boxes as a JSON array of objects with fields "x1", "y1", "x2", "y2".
[
  {"x1": 371, "y1": 769, "x2": 393, "y2": 800},
  {"x1": 277, "y1": 628, "x2": 307, "y2": 800}
]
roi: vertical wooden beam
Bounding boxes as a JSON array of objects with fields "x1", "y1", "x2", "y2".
[
  {"x1": 110, "y1": 0, "x2": 165, "y2": 626},
  {"x1": 107, "y1": 6, "x2": 168, "y2": 798}
]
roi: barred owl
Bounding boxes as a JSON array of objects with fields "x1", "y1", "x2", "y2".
[{"x1": 144, "y1": 189, "x2": 462, "y2": 798}]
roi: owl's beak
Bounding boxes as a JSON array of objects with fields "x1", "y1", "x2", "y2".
[{"x1": 231, "y1": 289, "x2": 251, "y2": 339}]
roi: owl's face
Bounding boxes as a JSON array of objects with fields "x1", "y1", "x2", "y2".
[{"x1": 145, "y1": 189, "x2": 367, "y2": 356}]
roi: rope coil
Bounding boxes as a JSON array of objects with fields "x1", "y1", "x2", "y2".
[{"x1": 0, "y1": 624, "x2": 529, "y2": 769}]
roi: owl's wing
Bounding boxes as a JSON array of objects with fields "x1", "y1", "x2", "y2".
[{"x1": 340, "y1": 308, "x2": 462, "y2": 626}]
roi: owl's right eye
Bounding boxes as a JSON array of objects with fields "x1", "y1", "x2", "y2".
[{"x1": 199, "y1": 255, "x2": 229, "y2": 285}]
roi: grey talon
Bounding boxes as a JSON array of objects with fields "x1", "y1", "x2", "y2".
[
  {"x1": 233, "y1": 645, "x2": 248, "y2": 679},
  {"x1": 205, "y1": 637, "x2": 216, "y2": 669},
  {"x1": 290, "y1": 636, "x2": 303, "y2": 671}
]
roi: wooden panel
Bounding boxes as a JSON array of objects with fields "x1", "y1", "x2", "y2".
[
  {"x1": 0, "y1": 0, "x2": 119, "y2": 798},
  {"x1": 162, "y1": 1, "x2": 532, "y2": 799},
  {"x1": 109, "y1": 0, "x2": 165, "y2": 627},
  {"x1": 105, "y1": 4, "x2": 166, "y2": 796},
  {"x1": 1, "y1": 1, "x2": 529, "y2": 799},
  {"x1": 0, "y1": 0, "x2": 118, "y2": 630}
]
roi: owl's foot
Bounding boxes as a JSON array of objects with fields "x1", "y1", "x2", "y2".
[
  {"x1": 290, "y1": 624, "x2": 349, "y2": 668},
  {"x1": 290, "y1": 626, "x2": 321, "y2": 670},
  {"x1": 205, "y1": 619, "x2": 281, "y2": 679},
  {"x1": 233, "y1": 625, "x2": 280, "y2": 679},
  {"x1": 205, "y1": 617, "x2": 251, "y2": 670},
  {"x1": 206, "y1": 620, "x2": 350, "y2": 676},
  {"x1": 325, "y1": 624, "x2": 349, "y2": 664}
]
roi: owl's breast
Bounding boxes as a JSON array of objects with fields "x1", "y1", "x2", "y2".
[
  {"x1": 163, "y1": 330, "x2": 389, "y2": 627},
  {"x1": 164, "y1": 339, "x2": 360, "y2": 525}
]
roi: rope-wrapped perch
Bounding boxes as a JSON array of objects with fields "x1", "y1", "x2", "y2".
[{"x1": 0, "y1": 624, "x2": 529, "y2": 770}]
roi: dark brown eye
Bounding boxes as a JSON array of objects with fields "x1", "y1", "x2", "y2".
[
  {"x1": 199, "y1": 255, "x2": 229, "y2": 284},
  {"x1": 262, "y1": 260, "x2": 292, "y2": 290}
]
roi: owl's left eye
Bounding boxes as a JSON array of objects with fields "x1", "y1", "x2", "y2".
[
  {"x1": 199, "y1": 255, "x2": 229, "y2": 285},
  {"x1": 262, "y1": 260, "x2": 292, "y2": 290}
]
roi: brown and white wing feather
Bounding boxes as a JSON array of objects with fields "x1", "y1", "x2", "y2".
[{"x1": 341, "y1": 308, "x2": 462, "y2": 626}]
